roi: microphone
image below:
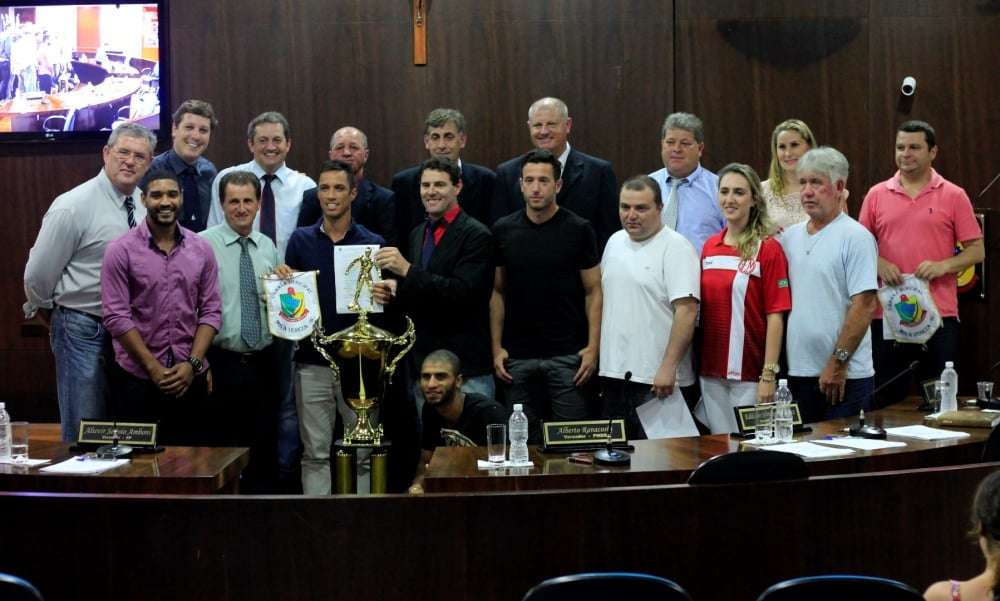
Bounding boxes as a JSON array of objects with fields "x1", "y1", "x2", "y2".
[
  {"x1": 850, "y1": 360, "x2": 920, "y2": 439},
  {"x1": 594, "y1": 371, "x2": 632, "y2": 466}
]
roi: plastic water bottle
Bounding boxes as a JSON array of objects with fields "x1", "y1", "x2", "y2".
[
  {"x1": 0, "y1": 402, "x2": 11, "y2": 462},
  {"x1": 941, "y1": 361, "x2": 959, "y2": 413},
  {"x1": 774, "y1": 379, "x2": 794, "y2": 443},
  {"x1": 508, "y1": 404, "x2": 529, "y2": 465}
]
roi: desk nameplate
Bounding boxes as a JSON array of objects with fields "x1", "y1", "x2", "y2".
[
  {"x1": 78, "y1": 421, "x2": 158, "y2": 447},
  {"x1": 542, "y1": 419, "x2": 626, "y2": 452}
]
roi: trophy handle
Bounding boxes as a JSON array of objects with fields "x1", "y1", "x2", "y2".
[
  {"x1": 384, "y1": 316, "x2": 416, "y2": 386},
  {"x1": 310, "y1": 323, "x2": 341, "y2": 379}
]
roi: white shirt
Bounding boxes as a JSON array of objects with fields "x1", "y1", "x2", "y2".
[
  {"x1": 780, "y1": 213, "x2": 878, "y2": 378},
  {"x1": 207, "y1": 160, "x2": 316, "y2": 260},
  {"x1": 23, "y1": 170, "x2": 147, "y2": 317},
  {"x1": 599, "y1": 227, "x2": 700, "y2": 386}
]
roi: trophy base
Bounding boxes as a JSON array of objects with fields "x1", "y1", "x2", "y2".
[{"x1": 335, "y1": 439, "x2": 392, "y2": 449}]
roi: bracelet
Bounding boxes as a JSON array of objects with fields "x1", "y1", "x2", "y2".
[{"x1": 759, "y1": 376, "x2": 776, "y2": 384}]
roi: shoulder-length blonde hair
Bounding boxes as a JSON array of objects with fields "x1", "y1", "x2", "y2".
[
  {"x1": 767, "y1": 119, "x2": 817, "y2": 197},
  {"x1": 718, "y1": 163, "x2": 772, "y2": 260}
]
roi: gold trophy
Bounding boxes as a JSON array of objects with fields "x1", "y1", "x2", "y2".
[{"x1": 311, "y1": 248, "x2": 415, "y2": 447}]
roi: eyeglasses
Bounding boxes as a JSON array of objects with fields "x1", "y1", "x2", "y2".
[{"x1": 112, "y1": 148, "x2": 150, "y2": 164}]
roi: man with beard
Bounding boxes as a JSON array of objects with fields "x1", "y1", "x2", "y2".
[
  {"x1": 101, "y1": 171, "x2": 222, "y2": 445},
  {"x1": 407, "y1": 349, "x2": 507, "y2": 495}
]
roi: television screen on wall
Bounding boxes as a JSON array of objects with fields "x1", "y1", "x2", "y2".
[{"x1": 0, "y1": 0, "x2": 169, "y2": 142}]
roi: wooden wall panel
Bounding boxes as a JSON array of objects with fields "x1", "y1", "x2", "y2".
[{"x1": 1, "y1": 0, "x2": 998, "y2": 416}]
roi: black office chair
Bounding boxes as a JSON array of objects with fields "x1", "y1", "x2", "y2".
[
  {"x1": 756, "y1": 574, "x2": 922, "y2": 601},
  {"x1": 983, "y1": 425, "x2": 1000, "y2": 461},
  {"x1": 687, "y1": 450, "x2": 809, "y2": 484},
  {"x1": 522, "y1": 572, "x2": 692, "y2": 601},
  {"x1": 0, "y1": 572, "x2": 44, "y2": 601}
]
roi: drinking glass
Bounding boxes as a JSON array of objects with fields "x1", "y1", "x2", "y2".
[
  {"x1": 486, "y1": 424, "x2": 506, "y2": 465},
  {"x1": 9, "y1": 422, "x2": 29, "y2": 464},
  {"x1": 754, "y1": 404, "x2": 775, "y2": 444},
  {"x1": 978, "y1": 381, "x2": 994, "y2": 405}
]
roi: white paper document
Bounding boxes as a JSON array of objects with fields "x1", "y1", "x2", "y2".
[
  {"x1": 636, "y1": 389, "x2": 700, "y2": 439},
  {"x1": 334, "y1": 245, "x2": 383, "y2": 314},
  {"x1": 766, "y1": 441, "x2": 855, "y2": 458},
  {"x1": 0, "y1": 457, "x2": 51, "y2": 467},
  {"x1": 885, "y1": 425, "x2": 971, "y2": 441},
  {"x1": 476, "y1": 460, "x2": 535, "y2": 470},
  {"x1": 40, "y1": 457, "x2": 129, "y2": 474},
  {"x1": 814, "y1": 437, "x2": 908, "y2": 451}
]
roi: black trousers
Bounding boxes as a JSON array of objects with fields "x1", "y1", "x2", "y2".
[
  {"x1": 207, "y1": 345, "x2": 281, "y2": 493},
  {"x1": 110, "y1": 363, "x2": 210, "y2": 447}
]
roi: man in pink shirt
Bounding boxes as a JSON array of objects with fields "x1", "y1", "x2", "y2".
[
  {"x1": 102, "y1": 170, "x2": 222, "y2": 445},
  {"x1": 859, "y1": 120, "x2": 983, "y2": 406}
]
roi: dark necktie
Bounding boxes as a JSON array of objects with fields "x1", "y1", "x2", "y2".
[
  {"x1": 260, "y1": 174, "x2": 277, "y2": 243},
  {"x1": 421, "y1": 218, "x2": 441, "y2": 269},
  {"x1": 238, "y1": 237, "x2": 262, "y2": 348},
  {"x1": 179, "y1": 166, "x2": 200, "y2": 229},
  {"x1": 124, "y1": 195, "x2": 136, "y2": 229}
]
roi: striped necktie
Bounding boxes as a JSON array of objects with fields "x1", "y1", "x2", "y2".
[
  {"x1": 238, "y1": 237, "x2": 262, "y2": 349},
  {"x1": 124, "y1": 195, "x2": 136, "y2": 229}
]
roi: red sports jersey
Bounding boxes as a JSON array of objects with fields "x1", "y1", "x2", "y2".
[{"x1": 699, "y1": 232, "x2": 791, "y2": 381}]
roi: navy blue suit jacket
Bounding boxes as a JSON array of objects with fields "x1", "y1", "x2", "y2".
[
  {"x1": 492, "y1": 148, "x2": 619, "y2": 250},
  {"x1": 297, "y1": 177, "x2": 397, "y2": 246},
  {"x1": 391, "y1": 161, "x2": 496, "y2": 244}
]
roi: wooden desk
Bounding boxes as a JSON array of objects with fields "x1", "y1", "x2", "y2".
[
  {"x1": 0, "y1": 424, "x2": 249, "y2": 495},
  {"x1": 423, "y1": 400, "x2": 990, "y2": 492}
]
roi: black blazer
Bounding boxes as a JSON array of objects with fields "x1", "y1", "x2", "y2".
[
  {"x1": 297, "y1": 177, "x2": 397, "y2": 245},
  {"x1": 394, "y1": 210, "x2": 494, "y2": 376},
  {"x1": 391, "y1": 161, "x2": 496, "y2": 245},
  {"x1": 492, "y1": 147, "x2": 619, "y2": 250}
]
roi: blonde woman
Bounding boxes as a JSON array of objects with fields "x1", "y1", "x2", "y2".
[
  {"x1": 695, "y1": 164, "x2": 791, "y2": 434},
  {"x1": 762, "y1": 119, "x2": 817, "y2": 230}
]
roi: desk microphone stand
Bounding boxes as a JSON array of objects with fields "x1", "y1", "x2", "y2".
[{"x1": 594, "y1": 371, "x2": 631, "y2": 466}]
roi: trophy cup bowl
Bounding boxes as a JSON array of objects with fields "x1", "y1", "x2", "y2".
[{"x1": 312, "y1": 313, "x2": 415, "y2": 446}]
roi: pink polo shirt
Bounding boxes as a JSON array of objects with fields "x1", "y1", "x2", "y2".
[{"x1": 859, "y1": 169, "x2": 981, "y2": 318}]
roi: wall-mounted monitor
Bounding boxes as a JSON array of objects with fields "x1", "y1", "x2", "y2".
[{"x1": 0, "y1": 0, "x2": 169, "y2": 142}]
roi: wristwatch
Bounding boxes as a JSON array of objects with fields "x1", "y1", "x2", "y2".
[
  {"x1": 832, "y1": 347, "x2": 851, "y2": 363},
  {"x1": 187, "y1": 355, "x2": 204, "y2": 373},
  {"x1": 762, "y1": 363, "x2": 780, "y2": 376}
]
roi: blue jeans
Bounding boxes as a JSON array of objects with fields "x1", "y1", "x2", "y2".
[
  {"x1": 505, "y1": 354, "x2": 587, "y2": 443},
  {"x1": 274, "y1": 339, "x2": 301, "y2": 475},
  {"x1": 50, "y1": 306, "x2": 111, "y2": 442}
]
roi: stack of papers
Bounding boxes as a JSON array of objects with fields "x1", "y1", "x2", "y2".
[
  {"x1": 766, "y1": 442, "x2": 856, "y2": 458},
  {"x1": 885, "y1": 425, "x2": 971, "y2": 441},
  {"x1": 0, "y1": 458, "x2": 51, "y2": 467},
  {"x1": 814, "y1": 437, "x2": 908, "y2": 451},
  {"x1": 39, "y1": 457, "x2": 129, "y2": 474}
]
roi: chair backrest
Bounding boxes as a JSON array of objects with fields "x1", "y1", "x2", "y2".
[
  {"x1": 756, "y1": 574, "x2": 923, "y2": 601},
  {"x1": 983, "y1": 426, "x2": 1000, "y2": 461},
  {"x1": 0, "y1": 572, "x2": 44, "y2": 601},
  {"x1": 687, "y1": 450, "x2": 809, "y2": 484},
  {"x1": 522, "y1": 572, "x2": 692, "y2": 601}
]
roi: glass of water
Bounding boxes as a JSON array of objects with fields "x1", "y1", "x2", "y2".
[
  {"x1": 978, "y1": 381, "x2": 994, "y2": 405},
  {"x1": 486, "y1": 424, "x2": 506, "y2": 465},
  {"x1": 754, "y1": 404, "x2": 775, "y2": 444},
  {"x1": 9, "y1": 422, "x2": 29, "y2": 464}
]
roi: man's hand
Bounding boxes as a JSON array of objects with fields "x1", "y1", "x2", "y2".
[
  {"x1": 914, "y1": 259, "x2": 950, "y2": 281},
  {"x1": 271, "y1": 264, "x2": 294, "y2": 280},
  {"x1": 573, "y1": 346, "x2": 597, "y2": 386},
  {"x1": 493, "y1": 348, "x2": 513, "y2": 383},
  {"x1": 206, "y1": 368, "x2": 213, "y2": 396},
  {"x1": 374, "y1": 247, "x2": 411, "y2": 277},
  {"x1": 819, "y1": 360, "x2": 847, "y2": 405},
  {"x1": 651, "y1": 363, "x2": 676, "y2": 398},
  {"x1": 757, "y1": 379, "x2": 776, "y2": 403},
  {"x1": 159, "y1": 362, "x2": 195, "y2": 398},
  {"x1": 877, "y1": 258, "x2": 904, "y2": 287},
  {"x1": 373, "y1": 280, "x2": 397, "y2": 305}
]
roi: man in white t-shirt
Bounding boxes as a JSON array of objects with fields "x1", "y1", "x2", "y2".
[
  {"x1": 599, "y1": 175, "x2": 700, "y2": 439},
  {"x1": 780, "y1": 147, "x2": 878, "y2": 423}
]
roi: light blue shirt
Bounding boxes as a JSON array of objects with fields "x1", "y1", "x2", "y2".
[
  {"x1": 200, "y1": 222, "x2": 281, "y2": 352},
  {"x1": 649, "y1": 164, "x2": 724, "y2": 255},
  {"x1": 780, "y1": 213, "x2": 878, "y2": 379}
]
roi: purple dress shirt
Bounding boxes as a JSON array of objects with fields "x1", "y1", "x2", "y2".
[{"x1": 101, "y1": 219, "x2": 223, "y2": 379}]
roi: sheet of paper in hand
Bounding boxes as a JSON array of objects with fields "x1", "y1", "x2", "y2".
[
  {"x1": 334, "y1": 244, "x2": 383, "y2": 314},
  {"x1": 264, "y1": 270, "x2": 322, "y2": 340}
]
